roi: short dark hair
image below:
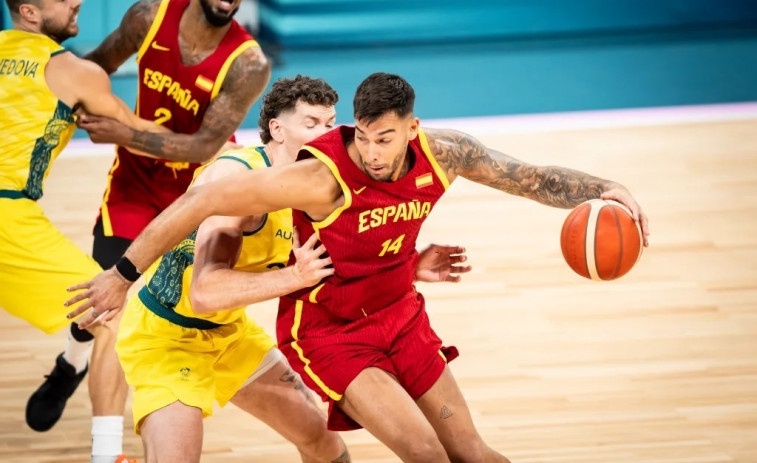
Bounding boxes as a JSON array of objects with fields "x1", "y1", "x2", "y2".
[
  {"x1": 6, "y1": 0, "x2": 41, "y2": 17},
  {"x1": 353, "y1": 73, "x2": 415, "y2": 124},
  {"x1": 258, "y1": 75, "x2": 339, "y2": 144}
]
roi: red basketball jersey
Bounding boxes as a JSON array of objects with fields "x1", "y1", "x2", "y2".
[
  {"x1": 115, "y1": 0, "x2": 258, "y2": 182},
  {"x1": 284, "y1": 126, "x2": 450, "y2": 320}
]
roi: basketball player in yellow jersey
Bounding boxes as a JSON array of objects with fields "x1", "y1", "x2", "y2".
[
  {"x1": 111, "y1": 76, "x2": 345, "y2": 462},
  {"x1": 0, "y1": 1, "x2": 166, "y2": 461}
]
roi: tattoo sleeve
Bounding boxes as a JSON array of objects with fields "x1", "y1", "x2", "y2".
[
  {"x1": 426, "y1": 128, "x2": 616, "y2": 208},
  {"x1": 84, "y1": 0, "x2": 158, "y2": 73},
  {"x1": 125, "y1": 48, "x2": 271, "y2": 162}
]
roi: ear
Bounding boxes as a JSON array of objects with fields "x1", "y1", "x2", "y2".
[
  {"x1": 407, "y1": 116, "x2": 420, "y2": 140},
  {"x1": 269, "y1": 118, "x2": 284, "y2": 143},
  {"x1": 18, "y1": 3, "x2": 42, "y2": 24}
]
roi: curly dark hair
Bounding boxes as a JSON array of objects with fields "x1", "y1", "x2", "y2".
[
  {"x1": 258, "y1": 75, "x2": 339, "y2": 144},
  {"x1": 353, "y1": 73, "x2": 415, "y2": 124}
]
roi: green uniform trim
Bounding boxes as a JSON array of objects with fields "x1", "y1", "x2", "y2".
[
  {"x1": 216, "y1": 155, "x2": 253, "y2": 170},
  {"x1": 254, "y1": 146, "x2": 272, "y2": 167},
  {"x1": 0, "y1": 190, "x2": 31, "y2": 199},
  {"x1": 24, "y1": 100, "x2": 75, "y2": 199},
  {"x1": 50, "y1": 48, "x2": 68, "y2": 57},
  {"x1": 138, "y1": 286, "x2": 222, "y2": 330}
]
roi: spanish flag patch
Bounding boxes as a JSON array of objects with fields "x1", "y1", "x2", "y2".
[
  {"x1": 195, "y1": 75, "x2": 214, "y2": 92},
  {"x1": 415, "y1": 173, "x2": 433, "y2": 189}
]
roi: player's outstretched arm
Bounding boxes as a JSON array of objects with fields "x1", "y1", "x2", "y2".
[
  {"x1": 189, "y1": 158, "x2": 333, "y2": 313},
  {"x1": 119, "y1": 48, "x2": 271, "y2": 162},
  {"x1": 64, "y1": 159, "x2": 340, "y2": 326},
  {"x1": 84, "y1": 0, "x2": 158, "y2": 73},
  {"x1": 424, "y1": 127, "x2": 649, "y2": 245},
  {"x1": 47, "y1": 52, "x2": 168, "y2": 135},
  {"x1": 192, "y1": 226, "x2": 333, "y2": 313}
]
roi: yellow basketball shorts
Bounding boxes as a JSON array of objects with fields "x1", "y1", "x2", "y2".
[
  {"x1": 0, "y1": 198, "x2": 101, "y2": 334},
  {"x1": 116, "y1": 296, "x2": 277, "y2": 433}
]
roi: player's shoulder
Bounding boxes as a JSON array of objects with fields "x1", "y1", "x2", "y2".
[
  {"x1": 48, "y1": 51, "x2": 106, "y2": 79},
  {"x1": 48, "y1": 49, "x2": 108, "y2": 79},
  {"x1": 125, "y1": 0, "x2": 162, "y2": 24},
  {"x1": 216, "y1": 146, "x2": 271, "y2": 170}
]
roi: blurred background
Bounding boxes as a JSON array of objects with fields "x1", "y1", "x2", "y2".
[{"x1": 3, "y1": 0, "x2": 757, "y2": 130}]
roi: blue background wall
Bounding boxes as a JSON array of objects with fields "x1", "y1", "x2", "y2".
[{"x1": 3, "y1": 1, "x2": 757, "y2": 132}]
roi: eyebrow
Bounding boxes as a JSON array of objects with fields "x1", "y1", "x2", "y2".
[{"x1": 355, "y1": 126, "x2": 395, "y2": 136}]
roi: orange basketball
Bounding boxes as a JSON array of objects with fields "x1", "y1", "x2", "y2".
[{"x1": 560, "y1": 199, "x2": 643, "y2": 280}]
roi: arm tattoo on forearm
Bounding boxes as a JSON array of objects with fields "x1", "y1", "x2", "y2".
[
  {"x1": 126, "y1": 51, "x2": 269, "y2": 162},
  {"x1": 428, "y1": 128, "x2": 613, "y2": 208}
]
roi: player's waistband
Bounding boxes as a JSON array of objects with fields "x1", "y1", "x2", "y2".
[
  {"x1": 0, "y1": 189, "x2": 34, "y2": 200},
  {"x1": 138, "y1": 286, "x2": 222, "y2": 330}
]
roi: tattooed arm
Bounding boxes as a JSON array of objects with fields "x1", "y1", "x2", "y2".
[
  {"x1": 84, "y1": 0, "x2": 158, "y2": 73},
  {"x1": 425, "y1": 127, "x2": 649, "y2": 243},
  {"x1": 121, "y1": 48, "x2": 271, "y2": 162}
]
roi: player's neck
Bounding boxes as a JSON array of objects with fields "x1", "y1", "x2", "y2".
[
  {"x1": 263, "y1": 142, "x2": 295, "y2": 167},
  {"x1": 179, "y1": 3, "x2": 232, "y2": 54},
  {"x1": 13, "y1": 22, "x2": 42, "y2": 36}
]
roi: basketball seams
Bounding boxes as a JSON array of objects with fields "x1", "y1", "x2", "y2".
[{"x1": 585, "y1": 199, "x2": 602, "y2": 281}]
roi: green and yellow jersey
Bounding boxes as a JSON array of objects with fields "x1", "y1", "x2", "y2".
[
  {"x1": 138, "y1": 147, "x2": 293, "y2": 327},
  {"x1": 0, "y1": 30, "x2": 76, "y2": 200}
]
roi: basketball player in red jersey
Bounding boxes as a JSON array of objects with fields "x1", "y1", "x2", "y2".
[
  {"x1": 38, "y1": 0, "x2": 269, "y2": 450},
  {"x1": 82, "y1": 0, "x2": 270, "y2": 269},
  {"x1": 68, "y1": 73, "x2": 650, "y2": 463}
]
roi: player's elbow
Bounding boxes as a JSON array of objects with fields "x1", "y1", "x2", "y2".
[{"x1": 189, "y1": 284, "x2": 216, "y2": 314}]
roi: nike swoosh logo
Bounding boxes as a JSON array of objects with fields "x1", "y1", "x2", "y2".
[
  {"x1": 352, "y1": 186, "x2": 367, "y2": 195},
  {"x1": 151, "y1": 42, "x2": 170, "y2": 52}
]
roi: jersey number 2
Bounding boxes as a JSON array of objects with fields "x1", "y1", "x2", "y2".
[{"x1": 154, "y1": 107, "x2": 172, "y2": 125}]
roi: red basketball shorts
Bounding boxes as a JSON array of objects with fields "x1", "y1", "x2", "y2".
[
  {"x1": 97, "y1": 148, "x2": 199, "y2": 240},
  {"x1": 277, "y1": 290, "x2": 459, "y2": 430}
]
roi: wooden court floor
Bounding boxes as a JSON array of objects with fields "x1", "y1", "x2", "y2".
[{"x1": 1, "y1": 119, "x2": 756, "y2": 462}]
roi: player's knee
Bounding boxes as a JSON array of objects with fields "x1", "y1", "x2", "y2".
[
  {"x1": 403, "y1": 436, "x2": 447, "y2": 463},
  {"x1": 293, "y1": 419, "x2": 336, "y2": 456}
]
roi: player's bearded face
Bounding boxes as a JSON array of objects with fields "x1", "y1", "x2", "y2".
[
  {"x1": 40, "y1": 0, "x2": 80, "y2": 43},
  {"x1": 199, "y1": 0, "x2": 240, "y2": 27},
  {"x1": 355, "y1": 113, "x2": 419, "y2": 182}
]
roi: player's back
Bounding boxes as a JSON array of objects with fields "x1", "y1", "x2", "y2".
[
  {"x1": 0, "y1": 30, "x2": 76, "y2": 199},
  {"x1": 283, "y1": 126, "x2": 449, "y2": 320}
]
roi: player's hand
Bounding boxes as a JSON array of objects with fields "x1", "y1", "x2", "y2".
[
  {"x1": 64, "y1": 267, "x2": 133, "y2": 329},
  {"x1": 77, "y1": 113, "x2": 132, "y2": 145},
  {"x1": 600, "y1": 185, "x2": 650, "y2": 247},
  {"x1": 415, "y1": 244, "x2": 472, "y2": 283},
  {"x1": 290, "y1": 228, "x2": 334, "y2": 287}
]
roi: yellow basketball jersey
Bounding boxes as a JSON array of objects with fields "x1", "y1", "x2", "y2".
[
  {"x1": 138, "y1": 147, "x2": 293, "y2": 327},
  {"x1": 0, "y1": 30, "x2": 76, "y2": 199}
]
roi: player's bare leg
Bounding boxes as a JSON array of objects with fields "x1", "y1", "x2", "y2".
[
  {"x1": 85, "y1": 312, "x2": 129, "y2": 462},
  {"x1": 230, "y1": 356, "x2": 349, "y2": 462},
  {"x1": 140, "y1": 401, "x2": 203, "y2": 463},
  {"x1": 415, "y1": 366, "x2": 510, "y2": 463},
  {"x1": 87, "y1": 314, "x2": 128, "y2": 416},
  {"x1": 337, "y1": 367, "x2": 450, "y2": 463}
]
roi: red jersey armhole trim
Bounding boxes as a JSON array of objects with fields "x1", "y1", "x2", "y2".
[
  {"x1": 136, "y1": 0, "x2": 171, "y2": 63},
  {"x1": 302, "y1": 145, "x2": 352, "y2": 231},
  {"x1": 210, "y1": 40, "x2": 260, "y2": 100},
  {"x1": 417, "y1": 128, "x2": 450, "y2": 190}
]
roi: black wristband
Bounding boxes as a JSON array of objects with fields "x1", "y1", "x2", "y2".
[{"x1": 115, "y1": 256, "x2": 141, "y2": 282}]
